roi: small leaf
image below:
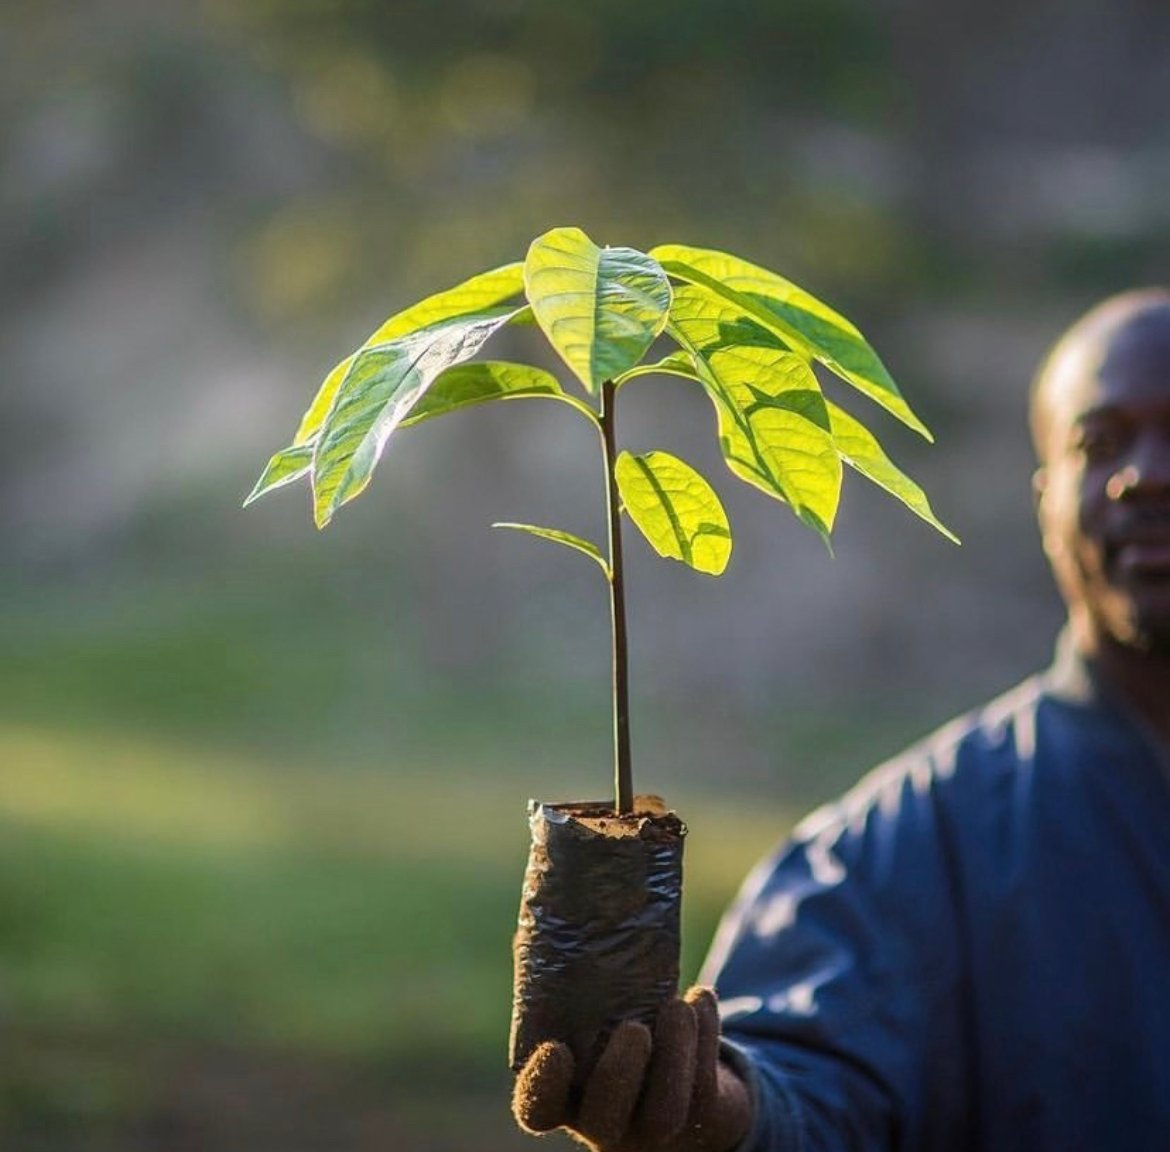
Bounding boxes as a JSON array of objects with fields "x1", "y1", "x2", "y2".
[
  {"x1": 312, "y1": 305, "x2": 522, "y2": 527},
  {"x1": 243, "y1": 442, "x2": 313, "y2": 506},
  {"x1": 613, "y1": 351, "x2": 703, "y2": 388},
  {"x1": 524, "y1": 226, "x2": 671, "y2": 394},
  {"x1": 615, "y1": 451, "x2": 731, "y2": 575},
  {"x1": 400, "y1": 361, "x2": 587, "y2": 427},
  {"x1": 668, "y1": 285, "x2": 842, "y2": 539},
  {"x1": 294, "y1": 262, "x2": 525, "y2": 446},
  {"x1": 652, "y1": 244, "x2": 932, "y2": 440},
  {"x1": 491, "y1": 522, "x2": 610, "y2": 577},
  {"x1": 827, "y1": 401, "x2": 960, "y2": 543}
]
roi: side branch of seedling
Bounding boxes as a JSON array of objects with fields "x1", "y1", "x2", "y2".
[{"x1": 599, "y1": 378, "x2": 633, "y2": 816}]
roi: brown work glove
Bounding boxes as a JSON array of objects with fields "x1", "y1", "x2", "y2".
[{"x1": 513, "y1": 986, "x2": 752, "y2": 1152}]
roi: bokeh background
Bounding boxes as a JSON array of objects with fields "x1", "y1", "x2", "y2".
[{"x1": 3, "y1": 1, "x2": 1169, "y2": 1148}]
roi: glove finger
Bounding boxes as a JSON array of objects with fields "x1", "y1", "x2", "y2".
[
  {"x1": 683, "y1": 986, "x2": 721, "y2": 1121},
  {"x1": 577, "y1": 1020, "x2": 653, "y2": 1149},
  {"x1": 634, "y1": 997, "x2": 698, "y2": 1142},
  {"x1": 709, "y1": 1058, "x2": 752, "y2": 1149},
  {"x1": 513, "y1": 1041, "x2": 575, "y2": 1134}
]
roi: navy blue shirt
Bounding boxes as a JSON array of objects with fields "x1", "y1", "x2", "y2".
[{"x1": 703, "y1": 639, "x2": 1170, "y2": 1151}]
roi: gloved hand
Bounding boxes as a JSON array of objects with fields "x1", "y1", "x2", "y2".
[{"x1": 512, "y1": 986, "x2": 752, "y2": 1152}]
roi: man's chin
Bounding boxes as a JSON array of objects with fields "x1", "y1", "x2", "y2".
[
  {"x1": 1128, "y1": 575, "x2": 1170, "y2": 653},
  {"x1": 1131, "y1": 617, "x2": 1170, "y2": 656},
  {"x1": 1117, "y1": 596, "x2": 1170, "y2": 655},
  {"x1": 1097, "y1": 570, "x2": 1170, "y2": 655}
]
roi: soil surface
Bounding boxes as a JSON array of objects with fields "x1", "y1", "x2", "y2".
[{"x1": 553, "y1": 794, "x2": 686, "y2": 841}]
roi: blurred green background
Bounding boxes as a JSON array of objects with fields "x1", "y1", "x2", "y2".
[{"x1": 3, "y1": 1, "x2": 1169, "y2": 1148}]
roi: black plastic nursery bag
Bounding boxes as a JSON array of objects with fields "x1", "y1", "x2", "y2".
[{"x1": 508, "y1": 795, "x2": 686, "y2": 1082}]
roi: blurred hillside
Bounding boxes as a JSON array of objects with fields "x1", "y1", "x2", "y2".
[{"x1": 2, "y1": 1, "x2": 1170, "y2": 1148}]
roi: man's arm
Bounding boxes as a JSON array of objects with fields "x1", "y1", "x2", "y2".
[{"x1": 705, "y1": 753, "x2": 975, "y2": 1151}]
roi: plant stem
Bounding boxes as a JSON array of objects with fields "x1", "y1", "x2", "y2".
[{"x1": 599, "y1": 377, "x2": 633, "y2": 816}]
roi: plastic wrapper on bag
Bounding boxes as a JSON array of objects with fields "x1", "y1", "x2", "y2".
[{"x1": 508, "y1": 795, "x2": 687, "y2": 1082}]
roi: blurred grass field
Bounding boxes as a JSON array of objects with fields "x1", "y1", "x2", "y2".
[{"x1": 0, "y1": 721, "x2": 795, "y2": 1150}]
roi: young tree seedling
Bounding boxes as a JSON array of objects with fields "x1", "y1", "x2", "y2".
[{"x1": 245, "y1": 225, "x2": 957, "y2": 815}]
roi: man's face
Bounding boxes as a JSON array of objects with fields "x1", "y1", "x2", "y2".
[{"x1": 1036, "y1": 306, "x2": 1170, "y2": 655}]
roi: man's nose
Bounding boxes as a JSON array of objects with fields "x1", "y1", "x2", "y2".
[{"x1": 1108, "y1": 430, "x2": 1170, "y2": 500}]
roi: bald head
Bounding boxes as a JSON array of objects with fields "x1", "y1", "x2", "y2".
[
  {"x1": 1030, "y1": 288, "x2": 1170, "y2": 463},
  {"x1": 1031, "y1": 287, "x2": 1170, "y2": 661}
]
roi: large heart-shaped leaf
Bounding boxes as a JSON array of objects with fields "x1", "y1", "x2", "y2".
[
  {"x1": 491, "y1": 522, "x2": 609, "y2": 577},
  {"x1": 615, "y1": 451, "x2": 731, "y2": 575},
  {"x1": 294, "y1": 262, "x2": 525, "y2": 447},
  {"x1": 668, "y1": 285, "x2": 842, "y2": 538},
  {"x1": 312, "y1": 305, "x2": 522, "y2": 526},
  {"x1": 827, "y1": 402, "x2": 959, "y2": 542},
  {"x1": 652, "y1": 244, "x2": 931, "y2": 440},
  {"x1": 524, "y1": 227, "x2": 671, "y2": 394}
]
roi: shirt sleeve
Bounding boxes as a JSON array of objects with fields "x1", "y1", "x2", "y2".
[{"x1": 701, "y1": 753, "x2": 975, "y2": 1152}]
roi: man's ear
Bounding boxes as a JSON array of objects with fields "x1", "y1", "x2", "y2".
[
  {"x1": 1032, "y1": 466, "x2": 1048, "y2": 511},
  {"x1": 1033, "y1": 465, "x2": 1061, "y2": 565}
]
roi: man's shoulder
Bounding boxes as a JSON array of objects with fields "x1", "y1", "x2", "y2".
[
  {"x1": 795, "y1": 671, "x2": 1055, "y2": 844},
  {"x1": 899, "y1": 670, "x2": 1052, "y2": 785}
]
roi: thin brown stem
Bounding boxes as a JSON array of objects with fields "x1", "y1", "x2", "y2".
[{"x1": 599, "y1": 378, "x2": 633, "y2": 815}]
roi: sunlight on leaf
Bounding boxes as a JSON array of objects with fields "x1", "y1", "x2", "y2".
[
  {"x1": 668, "y1": 285, "x2": 841, "y2": 540},
  {"x1": 246, "y1": 228, "x2": 955, "y2": 560},
  {"x1": 652, "y1": 244, "x2": 932, "y2": 440},
  {"x1": 294, "y1": 262, "x2": 525, "y2": 446},
  {"x1": 243, "y1": 442, "x2": 313, "y2": 506},
  {"x1": 827, "y1": 402, "x2": 959, "y2": 542},
  {"x1": 294, "y1": 354, "x2": 354, "y2": 448},
  {"x1": 615, "y1": 451, "x2": 731, "y2": 575},
  {"x1": 312, "y1": 305, "x2": 522, "y2": 526},
  {"x1": 613, "y1": 351, "x2": 702, "y2": 388},
  {"x1": 524, "y1": 227, "x2": 671, "y2": 394},
  {"x1": 491, "y1": 522, "x2": 610, "y2": 577},
  {"x1": 400, "y1": 361, "x2": 594, "y2": 427}
]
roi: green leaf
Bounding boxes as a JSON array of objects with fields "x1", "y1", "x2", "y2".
[
  {"x1": 247, "y1": 356, "x2": 564, "y2": 512},
  {"x1": 827, "y1": 402, "x2": 960, "y2": 543},
  {"x1": 312, "y1": 305, "x2": 522, "y2": 527},
  {"x1": 651, "y1": 244, "x2": 932, "y2": 441},
  {"x1": 491, "y1": 522, "x2": 610, "y2": 577},
  {"x1": 615, "y1": 451, "x2": 731, "y2": 575},
  {"x1": 668, "y1": 285, "x2": 842, "y2": 539},
  {"x1": 613, "y1": 351, "x2": 703, "y2": 388},
  {"x1": 293, "y1": 262, "x2": 525, "y2": 446},
  {"x1": 400, "y1": 361, "x2": 594, "y2": 428},
  {"x1": 524, "y1": 226, "x2": 671, "y2": 394},
  {"x1": 294, "y1": 355, "x2": 354, "y2": 448},
  {"x1": 242, "y1": 442, "x2": 313, "y2": 507}
]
